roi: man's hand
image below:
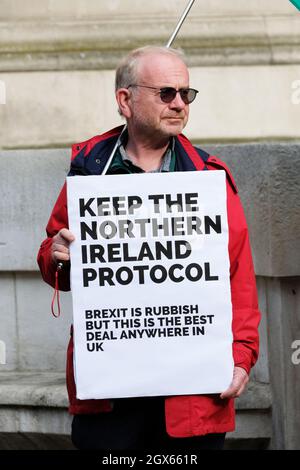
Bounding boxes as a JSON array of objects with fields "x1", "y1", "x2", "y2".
[
  {"x1": 51, "y1": 228, "x2": 75, "y2": 264},
  {"x1": 220, "y1": 366, "x2": 249, "y2": 399}
]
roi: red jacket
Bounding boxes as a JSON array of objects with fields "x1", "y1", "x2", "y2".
[{"x1": 37, "y1": 126, "x2": 260, "y2": 437}]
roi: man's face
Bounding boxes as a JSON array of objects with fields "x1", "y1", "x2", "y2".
[{"x1": 128, "y1": 53, "x2": 190, "y2": 140}]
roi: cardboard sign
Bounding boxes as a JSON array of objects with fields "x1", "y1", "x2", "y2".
[{"x1": 67, "y1": 171, "x2": 234, "y2": 399}]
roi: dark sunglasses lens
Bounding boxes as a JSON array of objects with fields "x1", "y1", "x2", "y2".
[
  {"x1": 160, "y1": 88, "x2": 198, "y2": 104},
  {"x1": 160, "y1": 88, "x2": 177, "y2": 103},
  {"x1": 182, "y1": 89, "x2": 197, "y2": 104}
]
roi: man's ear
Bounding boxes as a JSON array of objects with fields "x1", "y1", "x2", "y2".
[{"x1": 116, "y1": 88, "x2": 132, "y2": 119}]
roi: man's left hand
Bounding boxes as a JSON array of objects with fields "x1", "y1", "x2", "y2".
[{"x1": 220, "y1": 366, "x2": 249, "y2": 399}]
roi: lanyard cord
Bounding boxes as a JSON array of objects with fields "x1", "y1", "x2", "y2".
[{"x1": 51, "y1": 262, "x2": 64, "y2": 318}]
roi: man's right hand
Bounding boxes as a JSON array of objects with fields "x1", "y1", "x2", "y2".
[{"x1": 51, "y1": 228, "x2": 75, "y2": 264}]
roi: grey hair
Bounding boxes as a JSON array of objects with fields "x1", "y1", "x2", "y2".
[{"x1": 115, "y1": 46, "x2": 186, "y2": 92}]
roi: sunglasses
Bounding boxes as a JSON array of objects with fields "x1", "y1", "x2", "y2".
[{"x1": 128, "y1": 84, "x2": 198, "y2": 104}]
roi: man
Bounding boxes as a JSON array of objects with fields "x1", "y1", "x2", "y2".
[{"x1": 38, "y1": 46, "x2": 260, "y2": 451}]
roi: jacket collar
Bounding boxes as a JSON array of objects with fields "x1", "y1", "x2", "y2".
[{"x1": 70, "y1": 125, "x2": 206, "y2": 176}]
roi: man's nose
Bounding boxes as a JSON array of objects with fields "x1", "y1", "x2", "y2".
[{"x1": 169, "y1": 91, "x2": 186, "y2": 110}]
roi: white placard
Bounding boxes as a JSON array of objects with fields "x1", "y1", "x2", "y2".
[{"x1": 67, "y1": 171, "x2": 234, "y2": 399}]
